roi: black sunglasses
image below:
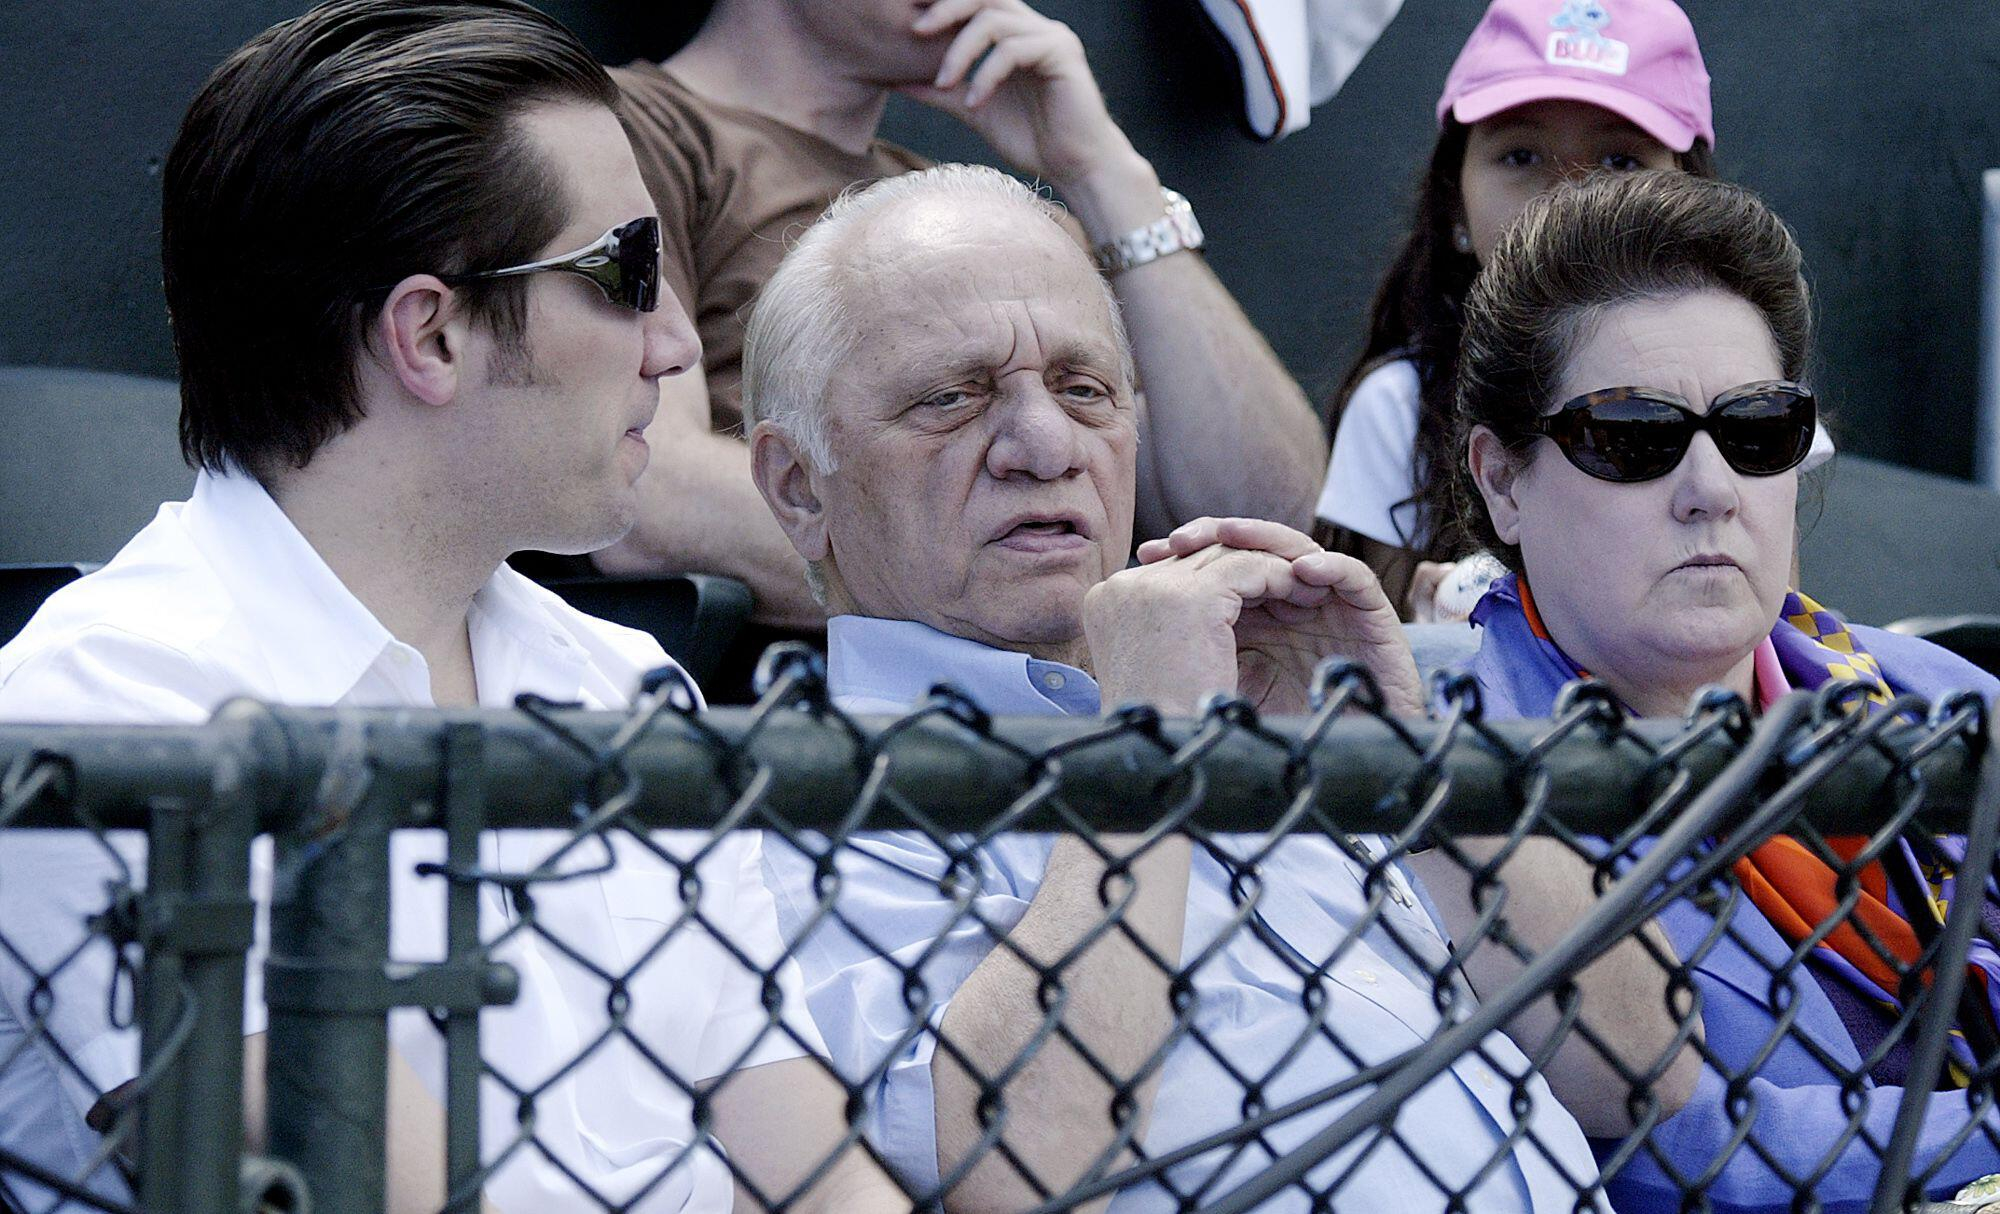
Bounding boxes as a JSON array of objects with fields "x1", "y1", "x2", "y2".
[
  {"x1": 1527, "y1": 379, "x2": 1817, "y2": 483},
  {"x1": 437, "y1": 216, "x2": 661, "y2": 313}
]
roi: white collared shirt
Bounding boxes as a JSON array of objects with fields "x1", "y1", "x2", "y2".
[{"x1": 0, "y1": 468, "x2": 820, "y2": 1213}]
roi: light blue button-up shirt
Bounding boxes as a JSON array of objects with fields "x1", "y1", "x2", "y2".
[{"x1": 764, "y1": 615, "x2": 1604, "y2": 1212}]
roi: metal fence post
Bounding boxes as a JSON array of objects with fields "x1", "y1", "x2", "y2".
[
  {"x1": 1979, "y1": 167, "x2": 2000, "y2": 490},
  {"x1": 264, "y1": 713, "x2": 394, "y2": 1214},
  {"x1": 136, "y1": 735, "x2": 256, "y2": 1213},
  {"x1": 258, "y1": 709, "x2": 516, "y2": 1214},
  {"x1": 440, "y1": 722, "x2": 486, "y2": 1211}
]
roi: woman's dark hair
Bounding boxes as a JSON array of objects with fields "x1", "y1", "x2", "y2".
[
  {"x1": 1326, "y1": 121, "x2": 1717, "y2": 565},
  {"x1": 1452, "y1": 170, "x2": 1812, "y2": 571},
  {"x1": 163, "y1": 0, "x2": 620, "y2": 476}
]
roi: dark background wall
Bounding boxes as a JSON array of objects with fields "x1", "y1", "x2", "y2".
[{"x1": 2, "y1": 1, "x2": 1996, "y2": 480}]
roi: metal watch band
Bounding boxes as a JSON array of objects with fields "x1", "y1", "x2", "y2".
[{"x1": 1093, "y1": 187, "x2": 1205, "y2": 274}]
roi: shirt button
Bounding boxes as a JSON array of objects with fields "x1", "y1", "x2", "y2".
[{"x1": 1042, "y1": 671, "x2": 1066, "y2": 691}]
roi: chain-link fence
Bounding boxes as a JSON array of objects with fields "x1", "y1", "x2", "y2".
[
  {"x1": 0, "y1": 709, "x2": 261, "y2": 1214},
  {"x1": 1, "y1": 656, "x2": 1995, "y2": 1214}
]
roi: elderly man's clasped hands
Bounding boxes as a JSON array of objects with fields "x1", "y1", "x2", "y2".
[{"x1": 1087, "y1": 515, "x2": 1425, "y2": 717}]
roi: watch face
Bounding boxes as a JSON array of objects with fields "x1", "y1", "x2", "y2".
[
  {"x1": 1097, "y1": 189, "x2": 1202, "y2": 272},
  {"x1": 1159, "y1": 190, "x2": 1202, "y2": 250}
]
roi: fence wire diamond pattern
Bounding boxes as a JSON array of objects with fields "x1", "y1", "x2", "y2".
[{"x1": 0, "y1": 654, "x2": 1994, "y2": 1214}]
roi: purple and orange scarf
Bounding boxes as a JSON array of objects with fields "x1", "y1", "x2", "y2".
[{"x1": 1470, "y1": 573, "x2": 2000, "y2": 1083}]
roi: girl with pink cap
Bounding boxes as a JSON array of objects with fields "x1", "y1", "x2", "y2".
[{"x1": 1315, "y1": 0, "x2": 1829, "y2": 618}]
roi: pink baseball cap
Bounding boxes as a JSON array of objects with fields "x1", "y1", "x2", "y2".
[{"x1": 1437, "y1": 0, "x2": 1714, "y2": 152}]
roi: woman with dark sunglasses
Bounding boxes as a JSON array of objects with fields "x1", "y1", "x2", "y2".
[
  {"x1": 1316, "y1": 0, "x2": 1845, "y2": 625},
  {"x1": 1458, "y1": 169, "x2": 2000, "y2": 1212}
]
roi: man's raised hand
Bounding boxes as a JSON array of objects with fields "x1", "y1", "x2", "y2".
[
  {"x1": 1136, "y1": 517, "x2": 1424, "y2": 717},
  {"x1": 1083, "y1": 541, "x2": 1308, "y2": 716}
]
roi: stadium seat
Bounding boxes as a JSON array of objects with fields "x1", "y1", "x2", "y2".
[
  {"x1": 0, "y1": 366, "x2": 190, "y2": 565},
  {"x1": 1798, "y1": 455, "x2": 2000, "y2": 625},
  {"x1": 1884, "y1": 614, "x2": 2000, "y2": 679},
  {"x1": 0, "y1": 563, "x2": 92, "y2": 647},
  {"x1": 533, "y1": 572, "x2": 754, "y2": 690}
]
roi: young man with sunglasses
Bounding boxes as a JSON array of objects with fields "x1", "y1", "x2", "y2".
[{"x1": 0, "y1": 2, "x2": 901, "y2": 1211}]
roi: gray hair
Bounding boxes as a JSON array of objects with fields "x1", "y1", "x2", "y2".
[
  {"x1": 741, "y1": 162, "x2": 1133, "y2": 473},
  {"x1": 742, "y1": 163, "x2": 1135, "y2": 608}
]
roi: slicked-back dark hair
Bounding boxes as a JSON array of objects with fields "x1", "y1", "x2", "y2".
[
  {"x1": 1452, "y1": 170, "x2": 1812, "y2": 571},
  {"x1": 163, "y1": 0, "x2": 618, "y2": 475}
]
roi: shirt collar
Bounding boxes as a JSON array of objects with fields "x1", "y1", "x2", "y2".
[
  {"x1": 466, "y1": 567, "x2": 596, "y2": 707},
  {"x1": 826, "y1": 615, "x2": 1099, "y2": 716},
  {"x1": 178, "y1": 468, "x2": 587, "y2": 707},
  {"x1": 178, "y1": 468, "x2": 398, "y2": 704}
]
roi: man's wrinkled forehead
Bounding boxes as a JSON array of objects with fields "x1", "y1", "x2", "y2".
[
  {"x1": 851, "y1": 189, "x2": 1072, "y2": 260},
  {"x1": 838, "y1": 197, "x2": 1126, "y2": 384}
]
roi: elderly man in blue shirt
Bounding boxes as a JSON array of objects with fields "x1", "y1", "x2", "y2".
[{"x1": 742, "y1": 162, "x2": 1684, "y2": 1213}]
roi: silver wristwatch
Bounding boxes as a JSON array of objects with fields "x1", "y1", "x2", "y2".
[{"x1": 1093, "y1": 187, "x2": 1205, "y2": 274}]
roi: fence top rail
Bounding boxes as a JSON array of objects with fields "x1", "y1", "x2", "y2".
[{"x1": 0, "y1": 686, "x2": 1986, "y2": 836}]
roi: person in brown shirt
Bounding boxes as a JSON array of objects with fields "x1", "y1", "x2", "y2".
[
  {"x1": 595, "y1": 0, "x2": 1328, "y2": 630},
  {"x1": 611, "y1": 66, "x2": 928, "y2": 439}
]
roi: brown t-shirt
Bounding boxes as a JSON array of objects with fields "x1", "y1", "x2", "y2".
[{"x1": 612, "y1": 61, "x2": 931, "y2": 435}]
